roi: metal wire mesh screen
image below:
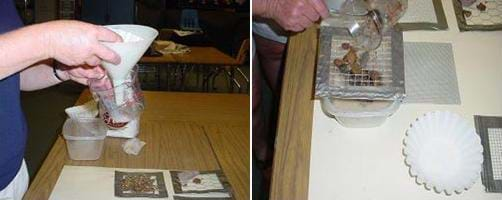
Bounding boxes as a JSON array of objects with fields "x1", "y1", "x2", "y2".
[
  {"x1": 315, "y1": 26, "x2": 405, "y2": 100},
  {"x1": 329, "y1": 35, "x2": 394, "y2": 88}
]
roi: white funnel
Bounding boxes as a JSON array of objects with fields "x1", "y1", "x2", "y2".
[{"x1": 101, "y1": 25, "x2": 158, "y2": 104}]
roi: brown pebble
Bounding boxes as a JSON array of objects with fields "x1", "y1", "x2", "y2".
[
  {"x1": 341, "y1": 43, "x2": 351, "y2": 50},
  {"x1": 193, "y1": 178, "x2": 202, "y2": 184},
  {"x1": 477, "y1": 3, "x2": 486, "y2": 11},
  {"x1": 463, "y1": 10, "x2": 472, "y2": 18},
  {"x1": 350, "y1": 63, "x2": 362, "y2": 74},
  {"x1": 338, "y1": 64, "x2": 351, "y2": 73},
  {"x1": 343, "y1": 48, "x2": 358, "y2": 65},
  {"x1": 333, "y1": 59, "x2": 344, "y2": 67},
  {"x1": 368, "y1": 70, "x2": 381, "y2": 86}
]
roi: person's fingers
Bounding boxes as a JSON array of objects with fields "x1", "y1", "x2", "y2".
[
  {"x1": 308, "y1": 0, "x2": 330, "y2": 19},
  {"x1": 296, "y1": 16, "x2": 313, "y2": 31},
  {"x1": 86, "y1": 67, "x2": 106, "y2": 79},
  {"x1": 92, "y1": 44, "x2": 121, "y2": 64},
  {"x1": 94, "y1": 65, "x2": 106, "y2": 75},
  {"x1": 301, "y1": 3, "x2": 321, "y2": 22},
  {"x1": 96, "y1": 26, "x2": 123, "y2": 42},
  {"x1": 277, "y1": 19, "x2": 295, "y2": 32},
  {"x1": 72, "y1": 76, "x2": 89, "y2": 85},
  {"x1": 290, "y1": 24, "x2": 305, "y2": 32},
  {"x1": 85, "y1": 55, "x2": 101, "y2": 66}
]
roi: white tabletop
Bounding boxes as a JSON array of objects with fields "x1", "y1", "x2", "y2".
[{"x1": 308, "y1": 0, "x2": 502, "y2": 199}]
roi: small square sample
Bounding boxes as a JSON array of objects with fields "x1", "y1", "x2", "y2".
[
  {"x1": 399, "y1": 0, "x2": 437, "y2": 23},
  {"x1": 474, "y1": 115, "x2": 502, "y2": 193},
  {"x1": 181, "y1": 173, "x2": 224, "y2": 191},
  {"x1": 453, "y1": 0, "x2": 502, "y2": 31},
  {"x1": 397, "y1": 0, "x2": 448, "y2": 30},
  {"x1": 115, "y1": 171, "x2": 168, "y2": 198},
  {"x1": 171, "y1": 170, "x2": 231, "y2": 194}
]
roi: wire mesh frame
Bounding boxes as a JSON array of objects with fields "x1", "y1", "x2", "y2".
[
  {"x1": 474, "y1": 115, "x2": 502, "y2": 193},
  {"x1": 329, "y1": 37, "x2": 394, "y2": 87},
  {"x1": 316, "y1": 26, "x2": 405, "y2": 100}
]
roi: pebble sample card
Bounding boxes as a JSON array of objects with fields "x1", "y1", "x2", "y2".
[
  {"x1": 397, "y1": 0, "x2": 448, "y2": 30},
  {"x1": 453, "y1": 0, "x2": 502, "y2": 31},
  {"x1": 170, "y1": 170, "x2": 231, "y2": 194},
  {"x1": 115, "y1": 171, "x2": 169, "y2": 198},
  {"x1": 474, "y1": 115, "x2": 502, "y2": 193}
]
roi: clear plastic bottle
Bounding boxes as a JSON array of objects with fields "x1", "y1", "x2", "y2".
[{"x1": 323, "y1": 0, "x2": 407, "y2": 50}]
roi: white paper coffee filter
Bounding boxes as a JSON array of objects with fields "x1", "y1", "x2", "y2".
[
  {"x1": 404, "y1": 111, "x2": 483, "y2": 195},
  {"x1": 64, "y1": 100, "x2": 98, "y2": 119}
]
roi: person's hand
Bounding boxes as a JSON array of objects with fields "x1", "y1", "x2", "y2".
[
  {"x1": 264, "y1": 0, "x2": 329, "y2": 32},
  {"x1": 41, "y1": 20, "x2": 122, "y2": 67},
  {"x1": 56, "y1": 64, "x2": 106, "y2": 85}
]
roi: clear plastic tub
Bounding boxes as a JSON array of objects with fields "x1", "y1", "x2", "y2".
[
  {"x1": 62, "y1": 118, "x2": 107, "y2": 160},
  {"x1": 321, "y1": 97, "x2": 401, "y2": 128},
  {"x1": 316, "y1": 20, "x2": 405, "y2": 128}
]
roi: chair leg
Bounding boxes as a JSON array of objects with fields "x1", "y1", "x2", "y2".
[
  {"x1": 166, "y1": 64, "x2": 172, "y2": 91},
  {"x1": 202, "y1": 66, "x2": 212, "y2": 92},
  {"x1": 196, "y1": 65, "x2": 201, "y2": 92},
  {"x1": 222, "y1": 66, "x2": 248, "y2": 93},
  {"x1": 236, "y1": 67, "x2": 250, "y2": 93},
  {"x1": 229, "y1": 67, "x2": 236, "y2": 93},
  {"x1": 211, "y1": 67, "x2": 219, "y2": 91},
  {"x1": 156, "y1": 65, "x2": 161, "y2": 90},
  {"x1": 180, "y1": 64, "x2": 187, "y2": 91}
]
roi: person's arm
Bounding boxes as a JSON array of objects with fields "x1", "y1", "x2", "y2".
[
  {"x1": 20, "y1": 59, "x2": 108, "y2": 91},
  {"x1": 252, "y1": 0, "x2": 329, "y2": 32},
  {"x1": 19, "y1": 60, "x2": 64, "y2": 91},
  {"x1": 0, "y1": 20, "x2": 121, "y2": 81},
  {"x1": 0, "y1": 24, "x2": 48, "y2": 80},
  {"x1": 252, "y1": 0, "x2": 270, "y2": 16}
]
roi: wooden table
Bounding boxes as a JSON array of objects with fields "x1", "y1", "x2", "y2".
[
  {"x1": 140, "y1": 47, "x2": 238, "y2": 65},
  {"x1": 139, "y1": 46, "x2": 239, "y2": 91},
  {"x1": 24, "y1": 91, "x2": 249, "y2": 200},
  {"x1": 272, "y1": 0, "x2": 502, "y2": 199}
]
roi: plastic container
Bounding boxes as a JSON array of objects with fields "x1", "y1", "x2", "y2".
[
  {"x1": 89, "y1": 65, "x2": 144, "y2": 123},
  {"x1": 321, "y1": 97, "x2": 400, "y2": 128},
  {"x1": 62, "y1": 118, "x2": 107, "y2": 160},
  {"x1": 365, "y1": 0, "x2": 408, "y2": 30},
  {"x1": 317, "y1": 26, "x2": 405, "y2": 128},
  {"x1": 106, "y1": 117, "x2": 140, "y2": 138},
  {"x1": 322, "y1": 11, "x2": 383, "y2": 51},
  {"x1": 324, "y1": 0, "x2": 407, "y2": 50}
]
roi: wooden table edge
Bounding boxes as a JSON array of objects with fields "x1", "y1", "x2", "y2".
[{"x1": 269, "y1": 27, "x2": 318, "y2": 200}]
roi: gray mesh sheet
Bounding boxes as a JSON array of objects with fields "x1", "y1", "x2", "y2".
[{"x1": 403, "y1": 42, "x2": 460, "y2": 104}]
